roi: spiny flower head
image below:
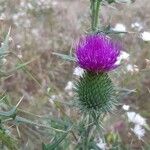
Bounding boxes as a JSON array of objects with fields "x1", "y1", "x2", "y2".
[
  {"x1": 75, "y1": 34, "x2": 121, "y2": 73},
  {"x1": 76, "y1": 72, "x2": 117, "y2": 114}
]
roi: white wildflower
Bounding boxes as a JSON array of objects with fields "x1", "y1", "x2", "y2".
[
  {"x1": 17, "y1": 45, "x2": 21, "y2": 49},
  {"x1": 127, "y1": 64, "x2": 139, "y2": 73},
  {"x1": 65, "y1": 81, "x2": 74, "y2": 91},
  {"x1": 96, "y1": 139, "x2": 107, "y2": 150},
  {"x1": 126, "y1": 64, "x2": 134, "y2": 72},
  {"x1": 115, "y1": 51, "x2": 129, "y2": 65},
  {"x1": 131, "y1": 124, "x2": 145, "y2": 140},
  {"x1": 122, "y1": 104, "x2": 130, "y2": 111},
  {"x1": 73, "y1": 67, "x2": 84, "y2": 77},
  {"x1": 134, "y1": 66, "x2": 139, "y2": 73},
  {"x1": 27, "y1": 3, "x2": 34, "y2": 10},
  {"x1": 113, "y1": 23, "x2": 126, "y2": 32},
  {"x1": 1, "y1": 42, "x2": 4, "y2": 46},
  {"x1": 145, "y1": 59, "x2": 150, "y2": 64},
  {"x1": 12, "y1": 12, "x2": 26, "y2": 21},
  {"x1": 2, "y1": 58, "x2": 7, "y2": 64},
  {"x1": 145, "y1": 59, "x2": 150, "y2": 68},
  {"x1": 9, "y1": 37, "x2": 13, "y2": 42},
  {"x1": 51, "y1": 0, "x2": 58, "y2": 7},
  {"x1": 49, "y1": 95, "x2": 56, "y2": 105},
  {"x1": 127, "y1": 112, "x2": 147, "y2": 126},
  {"x1": 131, "y1": 22, "x2": 143, "y2": 31},
  {"x1": 0, "y1": 13, "x2": 6, "y2": 20},
  {"x1": 20, "y1": 1, "x2": 26, "y2": 8},
  {"x1": 141, "y1": 31, "x2": 150, "y2": 41},
  {"x1": 18, "y1": 54, "x2": 23, "y2": 59}
]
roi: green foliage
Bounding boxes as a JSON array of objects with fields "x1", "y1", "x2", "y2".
[
  {"x1": 0, "y1": 0, "x2": 149, "y2": 149},
  {"x1": 42, "y1": 132, "x2": 69, "y2": 150},
  {"x1": 0, "y1": 129, "x2": 17, "y2": 150},
  {"x1": 104, "y1": 132, "x2": 129, "y2": 150},
  {"x1": 76, "y1": 72, "x2": 118, "y2": 114}
]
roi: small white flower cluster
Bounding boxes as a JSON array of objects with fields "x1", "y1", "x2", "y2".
[
  {"x1": 49, "y1": 94, "x2": 63, "y2": 106},
  {"x1": 51, "y1": 0, "x2": 58, "y2": 7},
  {"x1": 122, "y1": 104, "x2": 148, "y2": 140},
  {"x1": 131, "y1": 124, "x2": 145, "y2": 140},
  {"x1": 145, "y1": 59, "x2": 150, "y2": 69},
  {"x1": 131, "y1": 22, "x2": 150, "y2": 41},
  {"x1": 12, "y1": 11, "x2": 31, "y2": 28},
  {"x1": 126, "y1": 111, "x2": 147, "y2": 140},
  {"x1": 122, "y1": 104, "x2": 130, "y2": 111},
  {"x1": 127, "y1": 112, "x2": 146, "y2": 126},
  {"x1": 126, "y1": 64, "x2": 139, "y2": 74},
  {"x1": 11, "y1": 0, "x2": 58, "y2": 28},
  {"x1": 64, "y1": 67, "x2": 84, "y2": 96},
  {"x1": 36, "y1": 0, "x2": 58, "y2": 10},
  {"x1": 64, "y1": 81, "x2": 75, "y2": 96},
  {"x1": 20, "y1": 1, "x2": 34, "y2": 10},
  {"x1": 65, "y1": 81, "x2": 74, "y2": 91},
  {"x1": 73, "y1": 66, "x2": 84, "y2": 77},
  {"x1": 0, "y1": 13, "x2": 6, "y2": 21},
  {"x1": 96, "y1": 138, "x2": 107, "y2": 150},
  {"x1": 131, "y1": 22, "x2": 143, "y2": 31},
  {"x1": 113, "y1": 23, "x2": 126, "y2": 32},
  {"x1": 115, "y1": 51, "x2": 130, "y2": 65},
  {"x1": 141, "y1": 31, "x2": 150, "y2": 42},
  {"x1": 2, "y1": 58, "x2": 7, "y2": 64},
  {"x1": 49, "y1": 95, "x2": 56, "y2": 105}
]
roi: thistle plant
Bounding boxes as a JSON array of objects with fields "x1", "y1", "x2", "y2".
[
  {"x1": 66, "y1": 1, "x2": 124, "y2": 149},
  {"x1": 1, "y1": 0, "x2": 147, "y2": 149},
  {"x1": 75, "y1": 34, "x2": 121, "y2": 115},
  {"x1": 52, "y1": 0, "x2": 125, "y2": 149}
]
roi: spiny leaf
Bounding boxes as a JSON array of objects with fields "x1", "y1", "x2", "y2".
[
  {"x1": 0, "y1": 107, "x2": 16, "y2": 118},
  {"x1": 0, "y1": 129, "x2": 17, "y2": 150},
  {"x1": 42, "y1": 131, "x2": 69, "y2": 150}
]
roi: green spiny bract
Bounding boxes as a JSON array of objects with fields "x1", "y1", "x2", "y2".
[{"x1": 76, "y1": 71, "x2": 117, "y2": 114}]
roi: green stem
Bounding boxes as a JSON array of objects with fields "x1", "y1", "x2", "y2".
[
  {"x1": 91, "y1": 0, "x2": 101, "y2": 31},
  {"x1": 83, "y1": 115, "x2": 92, "y2": 149},
  {"x1": 94, "y1": 0, "x2": 101, "y2": 31},
  {"x1": 91, "y1": 0, "x2": 96, "y2": 31}
]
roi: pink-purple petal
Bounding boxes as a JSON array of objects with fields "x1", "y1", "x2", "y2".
[{"x1": 75, "y1": 34, "x2": 121, "y2": 72}]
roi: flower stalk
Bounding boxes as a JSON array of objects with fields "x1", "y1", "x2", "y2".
[
  {"x1": 74, "y1": 0, "x2": 121, "y2": 148},
  {"x1": 91, "y1": 0, "x2": 101, "y2": 31}
]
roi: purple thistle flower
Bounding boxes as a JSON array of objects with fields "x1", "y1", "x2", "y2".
[{"x1": 75, "y1": 34, "x2": 121, "y2": 72}]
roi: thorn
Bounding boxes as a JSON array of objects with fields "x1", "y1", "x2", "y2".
[
  {"x1": 15, "y1": 96, "x2": 24, "y2": 108},
  {"x1": 8, "y1": 26, "x2": 11, "y2": 35},
  {"x1": 16, "y1": 126, "x2": 21, "y2": 138}
]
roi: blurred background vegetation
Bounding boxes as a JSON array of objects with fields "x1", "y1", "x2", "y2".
[{"x1": 0, "y1": 0, "x2": 150, "y2": 149}]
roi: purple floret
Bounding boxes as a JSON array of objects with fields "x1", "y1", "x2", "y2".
[{"x1": 75, "y1": 34, "x2": 121, "y2": 72}]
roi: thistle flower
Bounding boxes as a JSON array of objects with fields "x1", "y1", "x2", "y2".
[
  {"x1": 75, "y1": 34, "x2": 121, "y2": 114},
  {"x1": 76, "y1": 34, "x2": 121, "y2": 73}
]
